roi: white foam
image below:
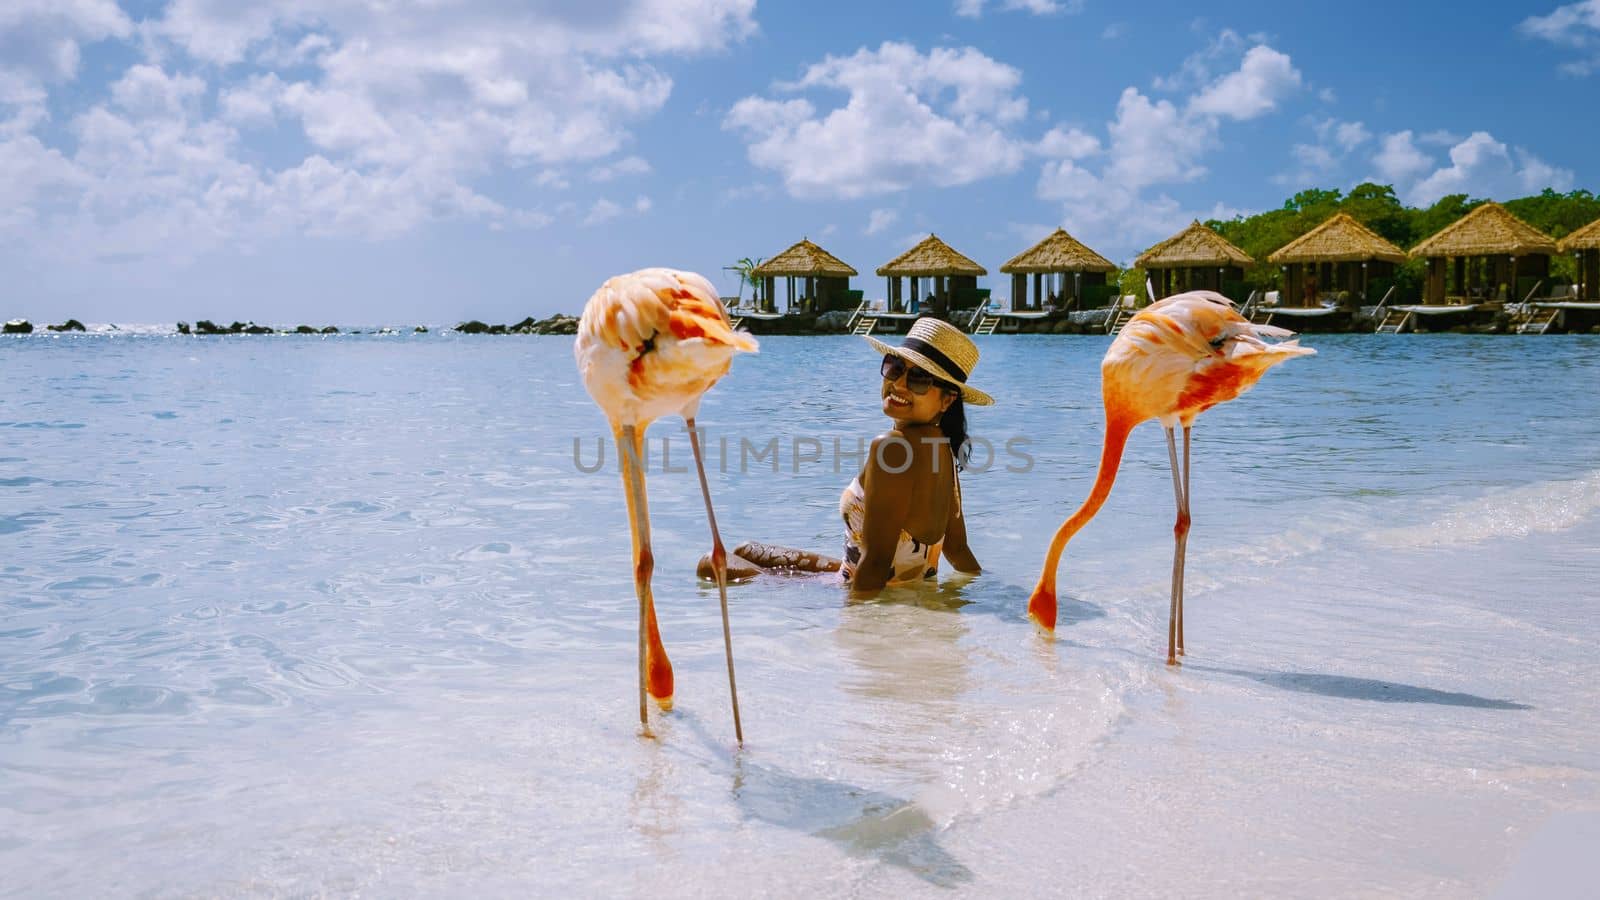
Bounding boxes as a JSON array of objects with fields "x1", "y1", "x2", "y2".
[{"x1": 1373, "y1": 469, "x2": 1600, "y2": 548}]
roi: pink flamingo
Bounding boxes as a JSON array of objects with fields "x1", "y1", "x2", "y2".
[
  {"x1": 574, "y1": 268, "x2": 758, "y2": 739},
  {"x1": 1028, "y1": 290, "x2": 1315, "y2": 664}
]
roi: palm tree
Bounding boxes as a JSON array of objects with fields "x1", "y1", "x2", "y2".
[{"x1": 724, "y1": 257, "x2": 765, "y2": 311}]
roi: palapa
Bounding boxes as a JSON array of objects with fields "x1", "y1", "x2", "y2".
[
  {"x1": 1000, "y1": 227, "x2": 1115, "y2": 274},
  {"x1": 1409, "y1": 202, "x2": 1557, "y2": 258},
  {"x1": 752, "y1": 239, "x2": 858, "y2": 278},
  {"x1": 1135, "y1": 221, "x2": 1254, "y2": 268},
  {"x1": 1557, "y1": 216, "x2": 1600, "y2": 252},
  {"x1": 876, "y1": 234, "x2": 987, "y2": 277},
  {"x1": 1267, "y1": 213, "x2": 1406, "y2": 264}
]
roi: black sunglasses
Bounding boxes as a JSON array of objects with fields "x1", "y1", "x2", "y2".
[{"x1": 881, "y1": 354, "x2": 951, "y2": 396}]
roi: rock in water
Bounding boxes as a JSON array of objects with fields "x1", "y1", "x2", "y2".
[
  {"x1": 3, "y1": 319, "x2": 32, "y2": 334},
  {"x1": 455, "y1": 320, "x2": 490, "y2": 334},
  {"x1": 320, "y1": 326, "x2": 338, "y2": 334},
  {"x1": 413, "y1": 325, "x2": 429, "y2": 333},
  {"x1": 295, "y1": 325, "x2": 318, "y2": 334},
  {"x1": 177, "y1": 322, "x2": 192, "y2": 335},
  {"x1": 47, "y1": 319, "x2": 86, "y2": 332}
]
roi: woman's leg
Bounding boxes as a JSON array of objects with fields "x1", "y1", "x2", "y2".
[
  {"x1": 694, "y1": 541, "x2": 842, "y2": 581},
  {"x1": 736, "y1": 541, "x2": 843, "y2": 573}
]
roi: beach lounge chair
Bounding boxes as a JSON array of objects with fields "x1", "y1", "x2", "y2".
[{"x1": 1263, "y1": 290, "x2": 1281, "y2": 307}]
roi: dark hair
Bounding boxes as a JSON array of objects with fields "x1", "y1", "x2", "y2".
[{"x1": 938, "y1": 388, "x2": 971, "y2": 472}]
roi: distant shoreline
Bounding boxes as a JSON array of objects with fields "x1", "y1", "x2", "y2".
[{"x1": 7, "y1": 304, "x2": 1600, "y2": 337}]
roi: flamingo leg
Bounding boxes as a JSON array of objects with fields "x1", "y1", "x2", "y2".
[
  {"x1": 684, "y1": 418, "x2": 743, "y2": 746},
  {"x1": 1164, "y1": 426, "x2": 1192, "y2": 667},
  {"x1": 617, "y1": 423, "x2": 673, "y2": 727},
  {"x1": 1178, "y1": 425, "x2": 1191, "y2": 656}
]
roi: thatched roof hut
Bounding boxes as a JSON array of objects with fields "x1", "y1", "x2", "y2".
[
  {"x1": 876, "y1": 235, "x2": 986, "y2": 315},
  {"x1": 1001, "y1": 228, "x2": 1115, "y2": 273},
  {"x1": 1000, "y1": 228, "x2": 1115, "y2": 311},
  {"x1": 1559, "y1": 216, "x2": 1600, "y2": 301},
  {"x1": 1137, "y1": 221, "x2": 1254, "y2": 269},
  {"x1": 1557, "y1": 216, "x2": 1600, "y2": 252},
  {"x1": 1409, "y1": 202, "x2": 1557, "y2": 259},
  {"x1": 1268, "y1": 213, "x2": 1406, "y2": 265},
  {"x1": 1409, "y1": 202, "x2": 1557, "y2": 304},
  {"x1": 1267, "y1": 213, "x2": 1406, "y2": 306},
  {"x1": 1136, "y1": 221, "x2": 1253, "y2": 301},
  {"x1": 754, "y1": 238, "x2": 858, "y2": 278},
  {"x1": 877, "y1": 234, "x2": 986, "y2": 277},
  {"x1": 751, "y1": 238, "x2": 860, "y2": 314}
]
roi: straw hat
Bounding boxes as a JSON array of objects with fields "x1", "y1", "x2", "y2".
[{"x1": 864, "y1": 318, "x2": 994, "y2": 406}]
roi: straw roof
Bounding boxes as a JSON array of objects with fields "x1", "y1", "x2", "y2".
[
  {"x1": 752, "y1": 238, "x2": 857, "y2": 278},
  {"x1": 1135, "y1": 221, "x2": 1254, "y2": 269},
  {"x1": 1267, "y1": 213, "x2": 1407, "y2": 264},
  {"x1": 1557, "y1": 216, "x2": 1600, "y2": 252},
  {"x1": 876, "y1": 234, "x2": 987, "y2": 277},
  {"x1": 1000, "y1": 227, "x2": 1115, "y2": 274},
  {"x1": 1409, "y1": 202, "x2": 1557, "y2": 258}
]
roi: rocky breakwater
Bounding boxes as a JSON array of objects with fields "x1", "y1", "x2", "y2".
[
  {"x1": 179, "y1": 321, "x2": 344, "y2": 335},
  {"x1": 454, "y1": 314, "x2": 580, "y2": 335}
]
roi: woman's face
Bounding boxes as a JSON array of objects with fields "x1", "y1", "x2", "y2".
[{"x1": 881, "y1": 355, "x2": 955, "y2": 425}]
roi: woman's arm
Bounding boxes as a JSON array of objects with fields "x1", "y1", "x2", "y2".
[
  {"x1": 849, "y1": 434, "x2": 914, "y2": 597},
  {"x1": 941, "y1": 489, "x2": 981, "y2": 575}
]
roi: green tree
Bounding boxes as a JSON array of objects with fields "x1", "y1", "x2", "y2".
[
  {"x1": 1341, "y1": 182, "x2": 1411, "y2": 246},
  {"x1": 724, "y1": 257, "x2": 765, "y2": 309}
]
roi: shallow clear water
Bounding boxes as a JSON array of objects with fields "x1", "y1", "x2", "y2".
[{"x1": 2, "y1": 332, "x2": 1599, "y2": 897}]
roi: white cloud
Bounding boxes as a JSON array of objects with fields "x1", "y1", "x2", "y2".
[
  {"x1": 956, "y1": 0, "x2": 1082, "y2": 17},
  {"x1": 1406, "y1": 131, "x2": 1574, "y2": 206},
  {"x1": 582, "y1": 194, "x2": 651, "y2": 226},
  {"x1": 533, "y1": 169, "x2": 570, "y2": 190},
  {"x1": 583, "y1": 198, "x2": 623, "y2": 226},
  {"x1": 1032, "y1": 125, "x2": 1100, "y2": 159},
  {"x1": 865, "y1": 208, "x2": 898, "y2": 235},
  {"x1": 1372, "y1": 130, "x2": 1433, "y2": 184},
  {"x1": 588, "y1": 155, "x2": 652, "y2": 182},
  {"x1": 1152, "y1": 29, "x2": 1245, "y2": 93},
  {"x1": 1275, "y1": 118, "x2": 1370, "y2": 186},
  {"x1": 1519, "y1": 1, "x2": 1600, "y2": 74},
  {"x1": 724, "y1": 42, "x2": 1031, "y2": 198},
  {"x1": 1187, "y1": 45, "x2": 1302, "y2": 120},
  {"x1": 0, "y1": 0, "x2": 131, "y2": 131},
  {"x1": 219, "y1": 73, "x2": 286, "y2": 126},
  {"x1": 0, "y1": 0, "x2": 755, "y2": 262},
  {"x1": 1333, "y1": 120, "x2": 1371, "y2": 151},
  {"x1": 1033, "y1": 38, "x2": 1301, "y2": 257}
]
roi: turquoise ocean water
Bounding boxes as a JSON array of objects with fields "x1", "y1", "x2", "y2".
[{"x1": 3, "y1": 331, "x2": 1599, "y2": 896}]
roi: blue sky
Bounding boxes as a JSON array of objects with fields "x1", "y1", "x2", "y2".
[{"x1": 4, "y1": 0, "x2": 1598, "y2": 325}]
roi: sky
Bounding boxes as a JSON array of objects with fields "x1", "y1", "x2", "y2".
[{"x1": 4, "y1": 0, "x2": 1599, "y2": 325}]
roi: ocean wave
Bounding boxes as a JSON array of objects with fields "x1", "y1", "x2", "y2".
[{"x1": 1372, "y1": 469, "x2": 1600, "y2": 548}]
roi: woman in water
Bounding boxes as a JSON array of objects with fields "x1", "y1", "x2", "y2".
[{"x1": 699, "y1": 318, "x2": 992, "y2": 597}]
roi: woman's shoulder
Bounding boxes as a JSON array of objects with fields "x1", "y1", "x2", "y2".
[{"x1": 864, "y1": 427, "x2": 949, "y2": 475}]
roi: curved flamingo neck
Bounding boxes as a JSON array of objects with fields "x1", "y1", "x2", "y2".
[{"x1": 1036, "y1": 411, "x2": 1136, "y2": 592}]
